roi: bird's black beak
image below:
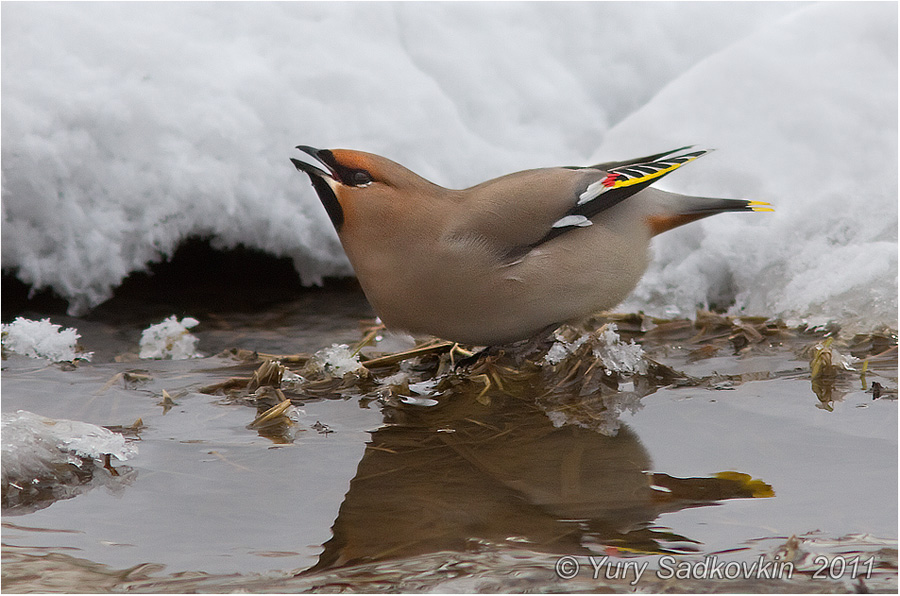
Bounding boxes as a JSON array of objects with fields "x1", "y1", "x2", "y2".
[
  {"x1": 291, "y1": 145, "x2": 344, "y2": 230},
  {"x1": 290, "y1": 145, "x2": 334, "y2": 179}
]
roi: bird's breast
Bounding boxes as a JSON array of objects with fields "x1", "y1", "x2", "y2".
[{"x1": 338, "y1": 208, "x2": 653, "y2": 345}]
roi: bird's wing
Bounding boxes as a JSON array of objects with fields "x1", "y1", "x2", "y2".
[
  {"x1": 531, "y1": 147, "x2": 711, "y2": 249},
  {"x1": 581, "y1": 145, "x2": 696, "y2": 172},
  {"x1": 449, "y1": 147, "x2": 710, "y2": 261}
]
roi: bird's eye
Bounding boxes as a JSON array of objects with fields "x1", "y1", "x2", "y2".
[{"x1": 351, "y1": 170, "x2": 372, "y2": 186}]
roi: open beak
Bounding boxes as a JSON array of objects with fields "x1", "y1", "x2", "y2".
[
  {"x1": 290, "y1": 145, "x2": 336, "y2": 181},
  {"x1": 290, "y1": 145, "x2": 345, "y2": 230}
]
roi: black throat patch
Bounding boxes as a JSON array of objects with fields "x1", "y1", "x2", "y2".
[{"x1": 307, "y1": 173, "x2": 344, "y2": 231}]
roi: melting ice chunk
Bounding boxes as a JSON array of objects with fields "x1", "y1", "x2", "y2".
[
  {"x1": 313, "y1": 344, "x2": 366, "y2": 377},
  {"x1": 139, "y1": 315, "x2": 201, "y2": 360},
  {"x1": 1, "y1": 410, "x2": 137, "y2": 512},
  {"x1": 1, "y1": 317, "x2": 92, "y2": 362},
  {"x1": 593, "y1": 324, "x2": 648, "y2": 375}
]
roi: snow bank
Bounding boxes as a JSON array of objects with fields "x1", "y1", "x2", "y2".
[
  {"x1": 606, "y1": 2, "x2": 898, "y2": 331},
  {"x1": 2, "y1": 2, "x2": 895, "y2": 331}
]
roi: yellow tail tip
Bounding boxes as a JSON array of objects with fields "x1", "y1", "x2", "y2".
[
  {"x1": 714, "y1": 471, "x2": 775, "y2": 498},
  {"x1": 747, "y1": 201, "x2": 774, "y2": 212}
]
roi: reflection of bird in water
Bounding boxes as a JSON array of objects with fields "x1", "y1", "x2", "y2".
[{"x1": 302, "y1": 391, "x2": 772, "y2": 574}]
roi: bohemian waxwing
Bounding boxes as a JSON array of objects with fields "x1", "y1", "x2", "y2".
[{"x1": 291, "y1": 146, "x2": 770, "y2": 346}]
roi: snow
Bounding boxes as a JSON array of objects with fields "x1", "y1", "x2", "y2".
[
  {"x1": 1, "y1": 317, "x2": 92, "y2": 362},
  {"x1": 544, "y1": 332, "x2": 590, "y2": 366},
  {"x1": 378, "y1": 371, "x2": 412, "y2": 387},
  {"x1": 592, "y1": 325, "x2": 648, "y2": 375},
  {"x1": 543, "y1": 323, "x2": 647, "y2": 375},
  {"x1": 280, "y1": 369, "x2": 304, "y2": 388},
  {"x1": 1, "y1": 410, "x2": 136, "y2": 491},
  {"x1": 2, "y1": 2, "x2": 896, "y2": 331},
  {"x1": 1, "y1": 410, "x2": 137, "y2": 511},
  {"x1": 313, "y1": 344, "x2": 366, "y2": 378},
  {"x1": 139, "y1": 315, "x2": 201, "y2": 360},
  {"x1": 606, "y1": 2, "x2": 899, "y2": 332}
]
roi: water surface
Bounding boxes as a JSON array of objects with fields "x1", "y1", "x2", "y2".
[{"x1": 2, "y1": 293, "x2": 897, "y2": 592}]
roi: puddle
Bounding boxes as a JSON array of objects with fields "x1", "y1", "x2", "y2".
[{"x1": 2, "y1": 295, "x2": 897, "y2": 592}]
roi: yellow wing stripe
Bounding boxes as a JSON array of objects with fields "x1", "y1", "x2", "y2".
[{"x1": 608, "y1": 155, "x2": 702, "y2": 189}]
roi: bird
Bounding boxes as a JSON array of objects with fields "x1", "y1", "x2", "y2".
[{"x1": 290, "y1": 145, "x2": 771, "y2": 346}]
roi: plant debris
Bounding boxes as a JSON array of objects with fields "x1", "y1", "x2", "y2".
[{"x1": 196, "y1": 312, "x2": 896, "y2": 442}]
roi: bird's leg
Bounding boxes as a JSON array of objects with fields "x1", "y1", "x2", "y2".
[
  {"x1": 453, "y1": 345, "x2": 500, "y2": 370},
  {"x1": 448, "y1": 343, "x2": 475, "y2": 368},
  {"x1": 511, "y1": 324, "x2": 560, "y2": 362},
  {"x1": 453, "y1": 324, "x2": 560, "y2": 370}
]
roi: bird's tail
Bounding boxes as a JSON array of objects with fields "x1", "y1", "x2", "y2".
[{"x1": 646, "y1": 195, "x2": 773, "y2": 236}]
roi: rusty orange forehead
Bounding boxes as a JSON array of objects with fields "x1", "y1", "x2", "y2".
[{"x1": 329, "y1": 149, "x2": 376, "y2": 171}]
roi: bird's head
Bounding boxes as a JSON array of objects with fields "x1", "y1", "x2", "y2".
[{"x1": 290, "y1": 146, "x2": 438, "y2": 234}]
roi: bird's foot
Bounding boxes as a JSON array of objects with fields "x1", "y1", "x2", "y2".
[{"x1": 453, "y1": 325, "x2": 559, "y2": 370}]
